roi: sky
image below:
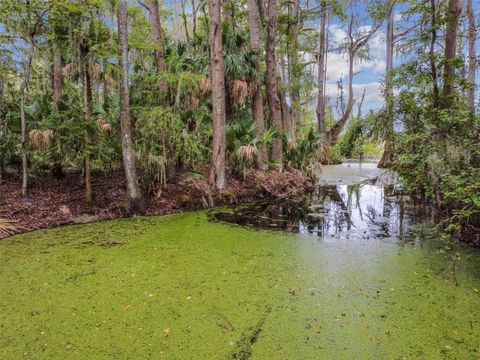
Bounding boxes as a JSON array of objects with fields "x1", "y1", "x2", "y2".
[{"x1": 317, "y1": 1, "x2": 480, "y2": 113}]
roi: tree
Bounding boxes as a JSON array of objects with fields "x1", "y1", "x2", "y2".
[
  {"x1": 247, "y1": 0, "x2": 267, "y2": 170},
  {"x1": 378, "y1": 0, "x2": 395, "y2": 168},
  {"x1": 0, "y1": 0, "x2": 48, "y2": 196},
  {"x1": 442, "y1": 0, "x2": 463, "y2": 107},
  {"x1": 466, "y1": 0, "x2": 476, "y2": 109},
  {"x1": 208, "y1": 0, "x2": 226, "y2": 190},
  {"x1": 146, "y1": 0, "x2": 166, "y2": 93},
  {"x1": 316, "y1": 0, "x2": 327, "y2": 139},
  {"x1": 265, "y1": 0, "x2": 283, "y2": 167},
  {"x1": 118, "y1": 0, "x2": 145, "y2": 211},
  {"x1": 286, "y1": 0, "x2": 301, "y2": 142},
  {"x1": 327, "y1": 9, "x2": 382, "y2": 146}
]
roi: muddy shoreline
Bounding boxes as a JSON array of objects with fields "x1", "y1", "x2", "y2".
[{"x1": 0, "y1": 168, "x2": 313, "y2": 239}]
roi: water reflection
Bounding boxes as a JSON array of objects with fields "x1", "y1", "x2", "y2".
[{"x1": 210, "y1": 183, "x2": 427, "y2": 243}]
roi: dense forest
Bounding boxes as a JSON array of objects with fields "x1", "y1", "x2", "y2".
[
  {"x1": 0, "y1": 0, "x2": 478, "y2": 243},
  {"x1": 2, "y1": 1, "x2": 480, "y2": 358}
]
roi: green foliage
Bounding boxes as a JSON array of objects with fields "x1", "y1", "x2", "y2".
[
  {"x1": 285, "y1": 126, "x2": 321, "y2": 170},
  {"x1": 134, "y1": 106, "x2": 208, "y2": 190}
]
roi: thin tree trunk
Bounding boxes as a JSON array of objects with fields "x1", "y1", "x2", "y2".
[
  {"x1": 466, "y1": 0, "x2": 476, "y2": 109},
  {"x1": 103, "y1": 61, "x2": 109, "y2": 103},
  {"x1": 191, "y1": 0, "x2": 198, "y2": 37},
  {"x1": 316, "y1": 0, "x2": 327, "y2": 138},
  {"x1": 443, "y1": 0, "x2": 463, "y2": 107},
  {"x1": 119, "y1": 0, "x2": 145, "y2": 211},
  {"x1": 265, "y1": 0, "x2": 283, "y2": 167},
  {"x1": 287, "y1": 0, "x2": 300, "y2": 142},
  {"x1": 52, "y1": 42, "x2": 63, "y2": 109},
  {"x1": 81, "y1": 52, "x2": 93, "y2": 204},
  {"x1": 147, "y1": 0, "x2": 167, "y2": 92},
  {"x1": 379, "y1": 1, "x2": 395, "y2": 168},
  {"x1": 429, "y1": 0, "x2": 440, "y2": 109},
  {"x1": 147, "y1": 0, "x2": 176, "y2": 180},
  {"x1": 180, "y1": 0, "x2": 191, "y2": 42},
  {"x1": 52, "y1": 40, "x2": 64, "y2": 177},
  {"x1": 20, "y1": 53, "x2": 32, "y2": 197},
  {"x1": 247, "y1": 0, "x2": 267, "y2": 169},
  {"x1": 208, "y1": 0, "x2": 226, "y2": 190}
]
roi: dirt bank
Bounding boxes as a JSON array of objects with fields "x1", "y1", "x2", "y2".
[{"x1": 0, "y1": 169, "x2": 313, "y2": 238}]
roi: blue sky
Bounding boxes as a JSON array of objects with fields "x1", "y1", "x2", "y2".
[{"x1": 318, "y1": 0, "x2": 480, "y2": 113}]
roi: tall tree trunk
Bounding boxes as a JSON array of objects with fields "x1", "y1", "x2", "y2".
[
  {"x1": 379, "y1": 1, "x2": 395, "y2": 168},
  {"x1": 20, "y1": 53, "x2": 33, "y2": 197},
  {"x1": 208, "y1": 0, "x2": 226, "y2": 190},
  {"x1": 52, "y1": 42, "x2": 63, "y2": 109},
  {"x1": 52, "y1": 40, "x2": 64, "y2": 177},
  {"x1": 119, "y1": 0, "x2": 145, "y2": 211},
  {"x1": 443, "y1": 0, "x2": 463, "y2": 107},
  {"x1": 429, "y1": 0, "x2": 440, "y2": 109},
  {"x1": 316, "y1": 0, "x2": 327, "y2": 138},
  {"x1": 191, "y1": 0, "x2": 198, "y2": 37},
  {"x1": 265, "y1": 0, "x2": 283, "y2": 167},
  {"x1": 180, "y1": 0, "x2": 191, "y2": 42},
  {"x1": 466, "y1": 0, "x2": 476, "y2": 109},
  {"x1": 247, "y1": 0, "x2": 267, "y2": 169},
  {"x1": 147, "y1": 0, "x2": 167, "y2": 92},
  {"x1": 81, "y1": 49, "x2": 93, "y2": 204},
  {"x1": 287, "y1": 0, "x2": 300, "y2": 142},
  {"x1": 148, "y1": 0, "x2": 176, "y2": 180}
]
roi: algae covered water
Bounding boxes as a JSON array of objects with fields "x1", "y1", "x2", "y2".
[{"x1": 1, "y1": 170, "x2": 480, "y2": 359}]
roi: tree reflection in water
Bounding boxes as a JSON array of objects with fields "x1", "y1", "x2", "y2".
[{"x1": 210, "y1": 183, "x2": 430, "y2": 243}]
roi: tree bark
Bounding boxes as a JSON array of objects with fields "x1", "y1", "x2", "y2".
[
  {"x1": 466, "y1": 0, "x2": 476, "y2": 109},
  {"x1": 208, "y1": 0, "x2": 226, "y2": 190},
  {"x1": 147, "y1": 0, "x2": 167, "y2": 93},
  {"x1": 119, "y1": 0, "x2": 145, "y2": 211},
  {"x1": 52, "y1": 41, "x2": 63, "y2": 109},
  {"x1": 20, "y1": 53, "x2": 32, "y2": 197},
  {"x1": 287, "y1": 0, "x2": 300, "y2": 142},
  {"x1": 379, "y1": 1, "x2": 395, "y2": 168},
  {"x1": 81, "y1": 49, "x2": 93, "y2": 204},
  {"x1": 265, "y1": 0, "x2": 283, "y2": 167},
  {"x1": 180, "y1": 0, "x2": 191, "y2": 42},
  {"x1": 429, "y1": 0, "x2": 440, "y2": 110},
  {"x1": 316, "y1": 0, "x2": 327, "y2": 138},
  {"x1": 443, "y1": 0, "x2": 463, "y2": 107},
  {"x1": 247, "y1": 0, "x2": 267, "y2": 169}
]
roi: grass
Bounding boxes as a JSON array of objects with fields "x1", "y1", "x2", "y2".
[{"x1": 1, "y1": 211, "x2": 480, "y2": 359}]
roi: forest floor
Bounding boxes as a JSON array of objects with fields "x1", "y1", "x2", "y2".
[{"x1": 0, "y1": 169, "x2": 313, "y2": 239}]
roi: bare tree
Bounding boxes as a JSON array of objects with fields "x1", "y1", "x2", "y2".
[
  {"x1": 327, "y1": 14, "x2": 382, "y2": 145},
  {"x1": 118, "y1": 0, "x2": 145, "y2": 211},
  {"x1": 265, "y1": 0, "x2": 283, "y2": 167},
  {"x1": 208, "y1": 0, "x2": 226, "y2": 190},
  {"x1": 247, "y1": 0, "x2": 267, "y2": 169},
  {"x1": 466, "y1": 0, "x2": 476, "y2": 109}
]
